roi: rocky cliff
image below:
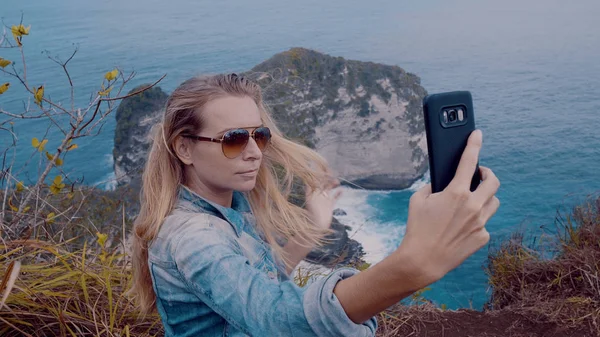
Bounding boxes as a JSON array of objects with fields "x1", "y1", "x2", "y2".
[
  {"x1": 246, "y1": 47, "x2": 428, "y2": 189},
  {"x1": 113, "y1": 47, "x2": 428, "y2": 190},
  {"x1": 113, "y1": 85, "x2": 168, "y2": 186}
]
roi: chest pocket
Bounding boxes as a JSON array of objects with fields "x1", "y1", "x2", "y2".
[
  {"x1": 208, "y1": 214, "x2": 279, "y2": 282},
  {"x1": 237, "y1": 232, "x2": 279, "y2": 282}
]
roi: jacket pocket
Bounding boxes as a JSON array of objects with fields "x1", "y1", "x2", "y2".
[{"x1": 237, "y1": 233, "x2": 279, "y2": 281}]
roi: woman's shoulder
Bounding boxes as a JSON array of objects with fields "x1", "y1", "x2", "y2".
[
  {"x1": 149, "y1": 209, "x2": 241, "y2": 263},
  {"x1": 154, "y1": 209, "x2": 238, "y2": 248}
]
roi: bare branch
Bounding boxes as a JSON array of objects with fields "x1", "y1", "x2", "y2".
[
  {"x1": 0, "y1": 26, "x2": 5, "y2": 46},
  {"x1": 2, "y1": 65, "x2": 71, "y2": 115},
  {"x1": 0, "y1": 126, "x2": 18, "y2": 143},
  {"x1": 77, "y1": 73, "x2": 166, "y2": 136},
  {"x1": 0, "y1": 16, "x2": 21, "y2": 49},
  {"x1": 46, "y1": 46, "x2": 79, "y2": 114},
  {"x1": 0, "y1": 109, "x2": 65, "y2": 120},
  {"x1": 103, "y1": 73, "x2": 166, "y2": 103}
]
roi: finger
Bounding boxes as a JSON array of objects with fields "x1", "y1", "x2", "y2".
[
  {"x1": 333, "y1": 189, "x2": 342, "y2": 201},
  {"x1": 448, "y1": 129, "x2": 483, "y2": 191},
  {"x1": 479, "y1": 196, "x2": 500, "y2": 224},
  {"x1": 411, "y1": 183, "x2": 432, "y2": 201},
  {"x1": 472, "y1": 166, "x2": 500, "y2": 201},
  {"x1": 326, "y1": 176, "x2": 341, "y2": 190}
]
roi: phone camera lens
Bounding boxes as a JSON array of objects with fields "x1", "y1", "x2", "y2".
[{"x1": 448, "y1": 109, "x2": 457, "y2": 122}]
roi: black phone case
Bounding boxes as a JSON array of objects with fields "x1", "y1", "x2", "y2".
[{"x1": 423, "y1": 91, "x2": 481, "y2": 193}]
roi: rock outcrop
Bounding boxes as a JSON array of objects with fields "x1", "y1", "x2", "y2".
[
  {"x1": 246, "y1": 47, "x2": 429, "y2": 189},
  {"x1": 113, "y1": 85, "x2": 167, "y2": 186}
]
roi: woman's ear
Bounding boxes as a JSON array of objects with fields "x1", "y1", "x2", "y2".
[{"x1": 173, "y1": 136, "x2": 194, "y2": 165}]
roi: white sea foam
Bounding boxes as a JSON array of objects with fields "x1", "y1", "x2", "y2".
[
  {"x1": 408, "y1": 169, "x2": 431, "y2": 192},
  {"x1": 333, "y1": 186, "x2": 405, "y2": 265},
  {"x1": 95, "y1": 154, "x2": 118, "y2": 191}
]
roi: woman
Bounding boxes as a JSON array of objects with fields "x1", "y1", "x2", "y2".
[{"x1": 130, "y1": 73, "x2": 500, "y2": 337}]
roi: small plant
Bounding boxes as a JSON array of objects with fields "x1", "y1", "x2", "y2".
[{"x1": 0, "y1": 15, "x2": 165, "y2": 336}]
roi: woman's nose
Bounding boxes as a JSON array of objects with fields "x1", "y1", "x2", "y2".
[{"x1": 242, "y1": 137, "x2": 262, "y2": 160}]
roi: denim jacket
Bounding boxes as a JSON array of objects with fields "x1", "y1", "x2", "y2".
[{"x1": 148, "y1": 185, "x2": 377, "y2": 337}]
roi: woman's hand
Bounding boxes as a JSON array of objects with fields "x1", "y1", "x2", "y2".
[
  {"x1": 304, "y1": 175, "x2": 342, "y2": 230},
  {"x1": 399, "y1": 129, "x2": 500, "y2": 284},
  {"x1": 280, "y1": 175, "x2": 341, "y2": 274},
  {"x1": 332, "y1": 130, "x2": 500, "y2": 325}
]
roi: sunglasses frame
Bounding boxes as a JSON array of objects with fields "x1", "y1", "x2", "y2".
[{"x1": 182, "y1": 126, "x2": 271, "y2": 159}]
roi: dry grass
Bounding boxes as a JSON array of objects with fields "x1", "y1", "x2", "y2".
[
  {"x1": 486, "y1": 195, "x2": 600, "y2": 335},
  {"x1": 0, "y1": 238, "x2": 163, "y2": 337},
  {"x1": 2, "y1": 192, "x2": 599, "y2": 336}
]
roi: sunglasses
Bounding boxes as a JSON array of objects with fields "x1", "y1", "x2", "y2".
[{"x1": 182, "y1": 126, "x2": 272, "y2": 159}]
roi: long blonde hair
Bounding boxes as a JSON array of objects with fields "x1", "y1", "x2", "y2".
[{"x1": 130, "y1": 74, "x2": 335, "y2": 313}]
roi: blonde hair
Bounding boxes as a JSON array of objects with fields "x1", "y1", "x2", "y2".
[{"x1": 130, "y1": 74, "x2": 335, "y2": 313}]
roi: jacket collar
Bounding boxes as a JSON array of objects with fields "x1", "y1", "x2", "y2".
[{"x1": 177, "y1": 185, "x2": 251, "y2": 237}]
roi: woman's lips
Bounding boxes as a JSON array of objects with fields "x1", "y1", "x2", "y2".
[{"x1": 237, "y1": 168, "x2": 258, "y2": 176}]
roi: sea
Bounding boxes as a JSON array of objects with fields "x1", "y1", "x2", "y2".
[{"x1": 2, "y1": 0, "x2": 599, "y2": 310}]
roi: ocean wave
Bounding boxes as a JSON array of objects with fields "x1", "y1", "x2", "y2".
[
  {"x1": 93, "y1": 154, "x2": 118, "y2": 191},
  {"x1": 408, "y1": 169, "x2": 431, "y2": 192},
  {"x1": 334, "y1": 186, "x2": 406, "y2": 265}
]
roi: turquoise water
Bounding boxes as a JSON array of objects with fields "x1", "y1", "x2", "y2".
[{"x1": 2, "y1": 0, "x2": 600, "y2": 309}]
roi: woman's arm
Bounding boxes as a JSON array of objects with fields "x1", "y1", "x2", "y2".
[
  {"x1": 281, "y1": 234, "x2": 315, "y2": 274},
  {"x1": 334, "y1": 130, "x2": 500, "y2": 323}
]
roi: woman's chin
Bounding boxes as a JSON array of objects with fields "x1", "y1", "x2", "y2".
[{"x1": 234, "y1": 177, "x2": 257, "y2": 192}]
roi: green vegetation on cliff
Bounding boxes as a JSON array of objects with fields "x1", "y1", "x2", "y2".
[
  {"x1": 113, "y1": 85, "x2": 168, "y2": 183},
  {"x1": 246, "y1": 47, "x2": 427, "y2": 147}
]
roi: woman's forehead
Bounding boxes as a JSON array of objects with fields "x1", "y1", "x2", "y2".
[{"x1": 201, "y1": 96, "x2": 262, "y2": 133}]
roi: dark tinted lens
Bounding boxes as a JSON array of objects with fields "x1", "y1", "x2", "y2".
[
  {"x1": 253, "y1": 127, "x2": 271, "y2": 151},
  {"x1": 222, "y1": 129, "x2": 249, "y2": 158}
]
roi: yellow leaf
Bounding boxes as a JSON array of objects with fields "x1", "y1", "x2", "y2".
[
  {"x1": 0, "y1": 260, "x2": 21, "y2": 309},
  {"x1": 0, "y1": 83, "x2": 9, "y2": 95},
  {"x1": 67, "y1": 192, "x2": 74, "y2": 199},
  {"x1": 11, "y1": 24, "x2": 30, "y2": 46},
  {"x1": 50, "y1": 186, "x2": 60, "y2": 195},
  {"x1": 46, "y1": 152, "x2": 63, "y2": 166},
  {"x1": 16, "y1": 181, "x2": 24, "y2": 192},
  {"x1": 34, "y1": 86, "x2": 44, "y2": 106},
  {"x1": 47, "y1": 212, "x2": 56, "y2": 224},
  {"x1": 50, "y1": 175, "x2": 65, "y2": 195},
  {"x1": 23, "y1": 206, "x2": 30, "y2": 212},
  {"x1": 11, "y1": 24, "x2": 30, "y2": 38},
  {"x1": 104, "y1": 69, "x2": 119, "y2": 81},
  {"x1": 96, "y1": 232, "x2": 108, "y2": 247},
  {"x1": 98, "y1": 86, "x2": 112, "y2": 96},
  {"x1": 66, "y1": 144, "x2": 78, "y2": 151},
  {"x1": 32, "y1": 138, "x2": 48, "y2": 152},
  {"x1": 8, "y1": 198, "x2": 17, "y2": 212},
  {"x1": 0, "y1": 58, "x2": 11, "y2": 68}
]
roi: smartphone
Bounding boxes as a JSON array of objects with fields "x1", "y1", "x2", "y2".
[{"x1": 423, "y1": 91, "x2": 481, "y2": 193}]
